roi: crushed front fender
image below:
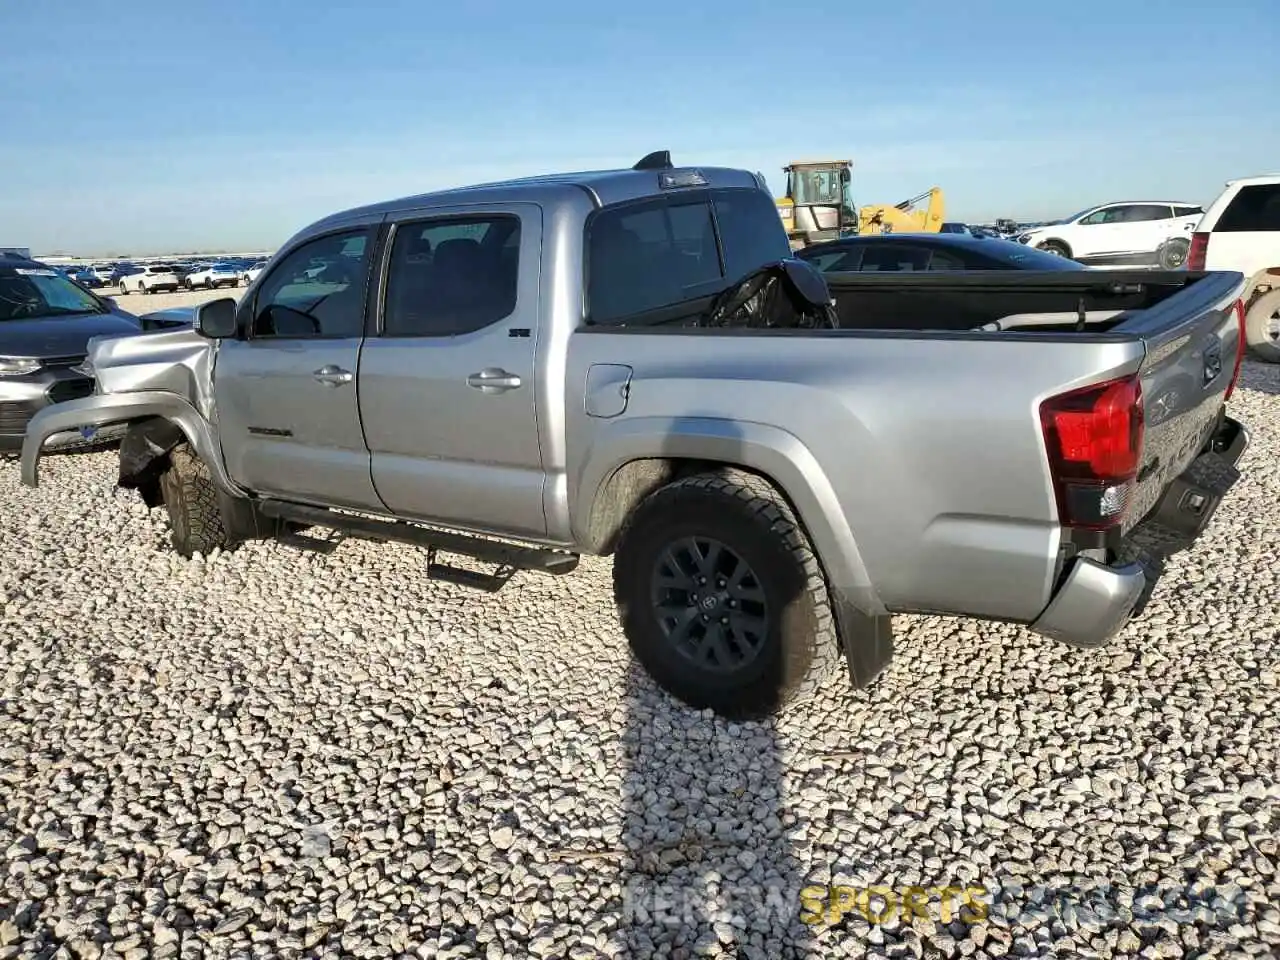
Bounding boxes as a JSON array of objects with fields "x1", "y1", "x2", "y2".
[{"x1": 20, "y1": 390, "x2": 234, "y2": 494}]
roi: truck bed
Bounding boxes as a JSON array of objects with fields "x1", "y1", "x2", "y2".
[
  {"x1": 572, "y1": 267, "x2": 1246, "y2": 626},
  {"x1": 822, "y1": 268, "x2": 1215, "y2": 334}
]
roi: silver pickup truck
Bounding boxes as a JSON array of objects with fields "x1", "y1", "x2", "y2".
[{"x1": 21, "y1": 152, "x2": 1252, "y2": 718}]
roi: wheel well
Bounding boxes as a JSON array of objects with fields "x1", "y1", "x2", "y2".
[
  {"x1": 1244, "y1": 269, "x2": 1278, "y2": 307},
  {"x1": 584, "y1": 457, "x2": 798, "y2": 556},
  {"x1": 1038, "y1": 236, "x2": 1073, "y2": 257},
  {"x1": 117, "y1": 416, "x2": 190, "y2": 507}
]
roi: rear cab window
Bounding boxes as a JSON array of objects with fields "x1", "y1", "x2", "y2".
[
  {"x1": 585, "y1": 187, "x2": 790, "y2": 325},
  {"x1": 1214, "y1": 184, "x2": 1280, "y2": 232}
]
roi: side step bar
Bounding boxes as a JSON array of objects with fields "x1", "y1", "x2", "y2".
[{"x1": 257, "y1": 500, "x2": 579, "y2": 591}]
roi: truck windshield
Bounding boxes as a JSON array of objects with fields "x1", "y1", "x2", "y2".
[{"x1": 0, "y1": 268, "x2": 106, "y2": 320}]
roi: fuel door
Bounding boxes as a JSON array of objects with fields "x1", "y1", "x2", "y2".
[{"x1": 584, "y1": 364, "x2": 633, "y2": 419}]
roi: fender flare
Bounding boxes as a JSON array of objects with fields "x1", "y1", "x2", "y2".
[
  {"x1": 573, "y1": 415, "x2": 883, "y2": 616},
  {"x1": 20, "y1": 391, "x2": 241, "y2": 497}
]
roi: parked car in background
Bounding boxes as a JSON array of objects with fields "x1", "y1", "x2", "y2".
[
  {"x1": 1017, "y1": 201, "x2": 1203, "y2": 268},
  {"x1": 70, "y1": 267, "x2": 104, "y2": 288},
  {"x1": 795, "y1": 233, "x2": 1088, "y2": 272},
  {"x1": 110, "y1": 263, "x2": 143, "y2": 285},
  {"x1": 939, "y1": 222, "x2": 971, "y2": 235},
  {"x1": 86, "y1": 266, "x2": 116, "y2": 288},
  {"x1": 185, "y1": 262, "x2": 241, "y2": 290},
  {"x1": 240, "y1": 260, "x2": 267, "y2": 285},
  {"x1": 119, "y1": 264, "x2": 181, "y2": 295},
  {"x1": 0, "y1": 258, "x2": 143, "y2": 451},
  {"x1": 1187, "y1": 175, "x2": 1280, "y2": 362}
]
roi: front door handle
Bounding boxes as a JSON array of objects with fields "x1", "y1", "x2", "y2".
[
  {"x1": 313, "y1": 365, "x2": 353, "y2": 387},
  {"x1": 467, "y1": 368, "x2": 522, "y2": 394}
]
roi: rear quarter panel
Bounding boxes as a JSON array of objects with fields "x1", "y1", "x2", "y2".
[{"x1": 565, "y1": 329, "x2": 1143, "y2": 622}]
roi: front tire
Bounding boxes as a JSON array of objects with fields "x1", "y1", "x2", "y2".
[
  {"x1": 1244, "y1": 289, "x2": 1280, "y2": 363},
  {"x1": 158, "y1": 444, "x2": 232, "y2": 557},
  {"x1": 613, "y1": 469, "x2": 838, "y2": 719},
  {"x1": 1037, "y1": 239, "x2": 1071, "y2": 258}
]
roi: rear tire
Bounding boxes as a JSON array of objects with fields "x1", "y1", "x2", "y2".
[
  {"x1": 158, "y1": 444, "x2": 232, "y2": 557},
  {"x1": 1157, "y1": 237, "x2": 1189, "y2": 270},
  {"x1": 1244, "y1": 289, "x2": 1280, "y2": 363},
  {"x1": 612, "y1": 468, "x2": 838, "y2": 719},
  {"x1": 1037, "y1": 239, "x2": 1071, "y2": 258}
]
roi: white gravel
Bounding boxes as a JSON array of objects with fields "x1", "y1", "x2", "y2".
[{"x1": 1, "y1": 361, "x2": 1278, "y2": 959}]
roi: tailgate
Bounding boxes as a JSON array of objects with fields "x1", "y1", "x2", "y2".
[{"x1": 1112, "y1": 270, "x2": 1246, "y2": 534}]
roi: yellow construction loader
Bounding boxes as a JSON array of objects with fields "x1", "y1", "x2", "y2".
[
  {"x1": 775, "y1": 159, "x2": 946, "y2": 248},
  {"x1": 857, "y1": 188, "x2": 947, "y2": 236},
  {"x1": 775, "y1": 160, "x2": 856, "y2": 250}
]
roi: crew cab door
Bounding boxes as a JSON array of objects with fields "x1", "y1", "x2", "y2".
[
  {"x1": 358, "y1": 203, "x2": 547, "y2": 538},
  {"x1": 214, "y1": 225, "x2": 382, "y2": 510},
  {"x1": 1119, "y1": 204, "x2": 1177, "y2": 254}
]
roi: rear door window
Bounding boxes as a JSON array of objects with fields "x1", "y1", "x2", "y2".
[
  {"x1": 1122, "y1": 205, "x2": 1174, "y2": 222},
  {"x1": 855, "y1": 244, "x2": 933, "y2": 272},
  {"x1": 712, "y1": 188, "x2": 792, "y2": 280},
  {"x1": 1215, "y1": 184, "x2": 1280, "y2": 232},
  {"x1": 382, "y1": 215, "x2": 520, "y2": 337},
  {"x1": 586, "y1": 197, "x2": 722, "y2": 324}
]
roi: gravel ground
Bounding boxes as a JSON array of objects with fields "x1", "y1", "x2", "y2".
[{"x1": 1, "y1": 361, "x2": 1278, "y2": 960}]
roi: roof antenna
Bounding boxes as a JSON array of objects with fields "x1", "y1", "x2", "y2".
[{"x1": 634, "y1": 150, "x2": 673, "y2": 171}]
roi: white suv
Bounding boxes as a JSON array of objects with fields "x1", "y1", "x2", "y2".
[
  {"x1": 1017, "y1": 201, "x2": 1204, "y2": 268},
  {"x1": 119, "y1": 264, "x2": 180, "y2": 295},
  {"x1": 1187, "y1": 175, "x2": 1280, "y2": 362},
  {"x1": 185, "y1": 263, "x2": 241, "y2": 290}
]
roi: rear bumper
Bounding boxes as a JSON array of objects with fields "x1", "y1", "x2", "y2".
[
  {"x1": 1029, "y1": 558, "x2": 1148, "y2": 648},
  {"x1": 1030, "y1": 414, "x2": 1250, "y2": 649}
]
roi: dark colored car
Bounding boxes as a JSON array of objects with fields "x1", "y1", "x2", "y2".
[
  {"x1": 0, "y1": 258, "x2": 146, "y2": 451},
  {"x1": 110, "y1": 263, "x2": 143, "y2": 284},
  {"x1": 796, "y1": 232, "x2": 1089, "y2": 273}
]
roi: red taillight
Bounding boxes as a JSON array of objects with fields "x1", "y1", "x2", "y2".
[
  {"x1": 1040, "y1": 375, "x2": 1145, "y2": 531},
  {"x1": 1225, "y1": 297, "x2": 1246, "y2": 402},
  {"x1": 1186, "y1": 232, "x2": 1209, "y2": 271}
]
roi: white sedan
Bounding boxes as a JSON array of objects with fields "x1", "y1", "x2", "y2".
[{"x1": 119, "y1": 264, "x2": 181, "y2": 294}]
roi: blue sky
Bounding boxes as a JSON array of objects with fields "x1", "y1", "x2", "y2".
[{"x1": 3, "y1": 0, "x2": 1277, "y2": 256}]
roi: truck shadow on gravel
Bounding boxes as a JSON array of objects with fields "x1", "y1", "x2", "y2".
[
  {"x1": 611, "y1": 416, "x2": 816, "y2": 958},
  {"x1": 616, "y1": 665, "x2": 811, "y2": 959},
  {"x1": 1236, "y1": 360, "x2": 1280, "y2": 395}
]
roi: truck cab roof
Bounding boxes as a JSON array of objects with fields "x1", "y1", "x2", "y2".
[{"x1": 302, "y1": 159, "x2": 767, "y2": 237}]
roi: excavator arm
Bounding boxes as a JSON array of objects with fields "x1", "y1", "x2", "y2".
[{"x1": 858, "y1": 187, "x2": 946, "y2": 235}]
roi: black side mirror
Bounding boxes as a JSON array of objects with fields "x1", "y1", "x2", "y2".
[{"x1": 193, "y1": 297, "x2": 239, "y2": 339}]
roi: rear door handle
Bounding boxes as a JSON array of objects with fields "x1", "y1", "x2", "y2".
[
  {"x1": 467, "y1": 368, "x2": 522, "y2": 394},
  {"x1": 313, "y1": 365, "x2": 353, "y2": 387}
]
